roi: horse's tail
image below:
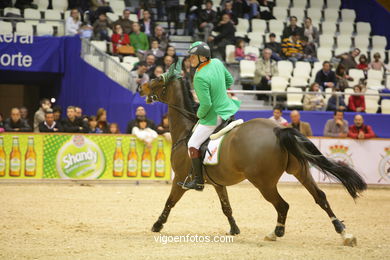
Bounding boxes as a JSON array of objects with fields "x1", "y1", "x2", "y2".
[{"x1": 274, "y1": 127, "x2": 367, "y2": 199}]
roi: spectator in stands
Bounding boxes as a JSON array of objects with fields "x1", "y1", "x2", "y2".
[
  {"x1": 232, "y1": 0, "x2": 250, "y2": 19},
  {"x1": 131, "y1": 61, "x2": 150, "y2": 89},
  {"x1": 132, "y1": 119, "x2": 158, "y2": 147},
  {"x1": 258, "y1": 0, "x2": 275, "y2": 20},
  {"x1": 4, "y1": 108, "x2": 32, "y2": 132},
  {"x1": 130, "y1": 22, "x2": 149, "y2": 52},
  {"x1": 15, "y1": 0, "x2": 37, "y2": 9},
  {"x1": 303, "y1": 82, "x2": 325, "y2": 111},
  {"x1": 326, "y1": 88, "x2": 347, "y2": 111},
  {"x1": 20, "y1": 107, "x2": 29, "y2": 127},
  {"x1": 0, "y1": 0, "x2": 12, "y2": 8},
  {"x1": 162, "y1": 55, "x2": 174, "y2": 72},
  {"x1": 357, "y1": 54, "x2": 369, "y2": 72},
  {"x1": 53, "y1": 106, "x2": 62, "y2": 121},
  {"x1": 153, "y1": 26, "x2": 169, "y2": 51},
  {"x1": 288, "y1": 110, "x2": 313, "y2": 137},
  {"x1": 235, "y1": 39, "x2": 245, "y2": 61},
  {"x1": 139, "y1": 9, "x2": 155, "y2": 36},
  {"x1": 145, "y1": 40, "x2": 164, "y2": 59},
  {"x1": 39, "y1": 109, "x2": 62, "y2": 132},
  {"x1": 253, "y1": 48, "x2": 278, "y2": 101},
  {"x1": 182, "y1": 57, "x2": 193, "y2": 91},
  {"x1": 113, "y1": 9, "x2": 134, "y2": 35},
  {"x1": 166, "y1": 0, "x2": 180, "y2": 35},
  {"x1": 282, "y1": 16, "x2": 303, "y2": 39},
  {"x1": 269, "y1": 105, "x2": 288, "y2": 126},
  {"x1": 93, "y1": 13, "x2": 111, "y2": 41},
  {"x1": 88, "y1": 116, "x2": 103, "y2": 133},
  {"x1": 34, "y1": 98, "x2": 51, "y2": 132},
  {"x1": 62, "y1": 106, "x2": 89, "y2": 133},
  {"x1": 348, "y1": 114, "x2": 376, "y2": 139},
  {"x1": 145, "y1": 54, "x2": 157, "y2": 76},
  {"x1": 369, "y1": 52, "x2": 389, "y2": 71},
  {"x1": 0, "y1": 113, "x2": 4, "y2": 133},
  {"x1": 79, "y1": 22, "x2": 93, "y2": 39},
  {"x1": 88, "y1": 0, "x2": 112, "y2": 24},
  {"x1": 335, "y1": 64, "x2": 353, "y2": 91},
  {"x1": 301, "y1": 36, "x2": 318, "y2": 63},
  {"x1": 108, "y1": 123, "x2": 121, "y2": 134},
  {"x1": 75, "y1": 106, "x2": 88, "y2": 122},
  {"x1": 264, "y1": 33, "x2": 282, "y2": 61},
  {"x1": 185, "y1": 0, "x2": 202, "y2": 35},
  {"x1": 281, "y1": 32, "x2": 303, "y2": 63},
  {"x1": 208, "y1": 13, "x2": 236, "y2": 61},
  {"x1": 348, "y1": 85, "x2": 366, "y2": 112},
  {"x1": 66, "y1": 9, "x2": 82, "y2": 36},
  {"x1": 126, "y1": 106, "x2": 157, "y2": 133},
  {"x1": 219, "y1": 1, "x2": 238, "y2": 25},
  {"x1": 165, "y1": 46, "x2": 178, "y2": 62},
  {"x1": 111, "y1": 24, "x2": 131, "y2": 54},
  {"x1": 198, "y1": 0, "x2": 217, "y2": 43},
  {"x1": 303, "y1": 17, "x2": 319, "y2": 44},
  {"x1": 315, "y1": 61, "x2": 337, "y2": 91},
  {"x1": 337, "y1": 48, "x2": 360, "y2": 71},
  {"x1": 157, "y1": 113, "x2": 171, "y2": 142},
  {"x1": 323, "y1": 110, "x2": 348, "y2": 137},
  {"x1": 150, "y1": 65, "x2": 164, "y2": 80},
  {"x1": 96, "y1": 108, "x2": 109, "y2": 133}
]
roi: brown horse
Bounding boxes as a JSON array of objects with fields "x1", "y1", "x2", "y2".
[{"x1": 139, "y1": 72, "x2": 367, "y2": 246}]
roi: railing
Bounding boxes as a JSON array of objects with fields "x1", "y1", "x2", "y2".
[
  {"x1": 81, "y1": 38, "x2": 137, "y2": 92},
  {"x1": 0, "y1": 16, "x2": 65, "y2": 35}
]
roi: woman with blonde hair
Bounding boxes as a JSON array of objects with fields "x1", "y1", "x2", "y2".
[{"x1": 96, "y1": 108, "x2": 109, "y2": 133}]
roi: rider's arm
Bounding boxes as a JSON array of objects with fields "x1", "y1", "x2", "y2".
[
  {"x1": 224, "y1": 66, "x2": 233, "y2": 89},
  {"x1": 194, "y1": 77, "x2": 212, "y2": 119}
]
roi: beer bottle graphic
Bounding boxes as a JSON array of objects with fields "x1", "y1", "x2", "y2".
[
  {"x1": 113, "y1": 138, "x2": 124, "y2": 177},
  {"x1": 127, "y1": 137, "x2": 138, "y2": 177},
  {"x1": 24, "y1": 137, "x2": 36, "y2": 177},
  {"x1": 154, "y1": 139, "x2": 165, "y2": 178},
  {"x1": 141, "y1": 143, "x2": 152, "y2": 177},
  {"x1": 0, "y1": 137, "x2": 6, "y2": 177},
  {"x1": 9, "y1": 136, "x2": 21, "y2": 177}
]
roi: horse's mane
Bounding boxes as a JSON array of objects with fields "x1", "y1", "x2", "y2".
[{"x1": 167, "y1": 77, "x2": 197, "y2": 122}]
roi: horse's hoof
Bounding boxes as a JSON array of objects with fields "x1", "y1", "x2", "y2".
[
  {"x1": 342, "y1": 233, "x2": 357, "y2": 247},
  {"x1": 274, "y1": 226, "x2": 285, "y2": 237},
  {"x1": 264, "y1": 232, "x2": 277, "y2": 241},
  {"x1": 229, "y1": 225, "x2": 240, "y2": 236},
  {"x1": 151, "y1": 222, "x2": 163, "y2": 232}
]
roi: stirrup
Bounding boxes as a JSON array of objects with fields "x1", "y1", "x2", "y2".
[{"x1": 177, "y1": 176, "x2": 204, "y2": 191}]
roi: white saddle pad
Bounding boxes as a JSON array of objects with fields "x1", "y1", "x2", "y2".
[{"x1": 203, "y1": 135, "x2": 225, "y2": 165}]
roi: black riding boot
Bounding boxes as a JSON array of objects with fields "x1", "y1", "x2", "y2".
[{"x1": 178, "y1": 158, "x2": 204, "y2": 191}]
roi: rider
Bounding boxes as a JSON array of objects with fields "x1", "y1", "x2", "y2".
[{"x1": 179, "y1": 41, "x2": 241, "y2": 191}]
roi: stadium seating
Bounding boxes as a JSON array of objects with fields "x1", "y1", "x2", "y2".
[
  {"x1": 341, "y1": 9, "x2": 356, "y2": 22},
  {"x1": 323, "y1": 8, "x2": 339, "y2": 22},
  {"x1": 348, "y1": 69, "x2": 365, "y2": 87},
  {"x1": 0, "y1": 21, "x2": 13, "y2": 34},
  {"x1": 271, "y1": 76, "x2": 289, "y2": 91},
  {"x1": 289, "y1": 7, "x2": 305, "y2": 23},
  {"x1": 277, "y1": 60, "x2": 294, "y2": 79},
  {"x1": 36, "y1": 23, "x2": 54, "y2": 36},
  {"x1": 225, "y1": 45, "x2": 237, "y2": 64},
  {"x1": 239, "y1": 60, "x2": 256, "y2": 78},
  {"x1": 34, "y1": 0, "x2": 49, "y2": 10},
  {"x1": 354, "y1": 35, "x2": 370, "y2": 49},
  {"x1": 244, "y1": 45, "x2": 260, "y2": 58},
  {"x1": 372, "y1": 36, "x2": 387, "y2": 50},
  {"x1": 24, "y1": 8, "x2": 41, "y2": 25},
  {"x1": 293, "y1": 0, "x2": 307, "y2": 9},
  {"x1": 382, "y1": 100, "x2": 390, "y2": 114},
  {"x1": 287, "y1": 87, "x2": 304, "y2": 108},
  {"x1": 321, "y1": 22, "x2": 337, "y2": 35},
  {"x1": 306, "y1": 8, "x2": 322, "y2": 23},
  {"x1": 251, "y1": 19, "x2": 267, "y2": 33},
  {"x1": 16, "y1": 23, "x2": 33, "y2": 35},
  {"x1": 338, "y1": 22, "x2": 354, "y2": 36},
  {"x1": 52, "y1": 0, "x2": 67, "y2": 10},
  {"x1": 336, "y1": 35, "x2": 351, "y2": 49},
  {"x1": 356, "y1": 22, "x2": 371, "y2": 36},
  {"x1": 344, "y1": 88, "x2": 354, "y2": 104},
  {"x1": 290, "y1": 77, "x2": 309, "y2": 88},
  {"x1": 365, "y1": 99, "x2": 379, "y2": 113}
]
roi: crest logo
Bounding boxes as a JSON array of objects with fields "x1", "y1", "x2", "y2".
[
  {"x1": 378, "y1": 147, "x2": 390, "y2": 183},
  {"x1": 324, "y1": 144, "x2": 353, "y2": 182}
]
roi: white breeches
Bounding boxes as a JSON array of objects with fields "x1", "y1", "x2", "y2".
[{"x1": 187, "y1": 116, "x2": 223, "y2": 150}]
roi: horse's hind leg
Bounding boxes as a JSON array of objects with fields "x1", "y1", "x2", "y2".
[
  {"x1": 294, "y1": 168, "x2": 357, "y2": 246},
  {"x1": 152, "y1": 180, "x2": 187, "y2": 232},
  {"x1": 213, "y1": 185, "x2": 240, "y2": 235}
]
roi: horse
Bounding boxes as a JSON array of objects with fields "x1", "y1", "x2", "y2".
[{"x1": 139, "y1": 66, "x2": 367, "y2": 247}]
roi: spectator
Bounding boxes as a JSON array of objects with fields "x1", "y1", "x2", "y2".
[
  {"x1": 253, "y1": 48, "x2": 278, "y2": 101},
  {"x1": 126, "y1": 106, "x2": 157, "y2": 134},
  {"x1": 62, "y1": 106, "x2": 89, "y2": 133},
  {"x1": 145, "y1": 40, "x2": 164, "y2": 59},
  {"x1": 92, "y1": 13, "x2": 111, "y2": 41},
  {"x1": 348, "y1": 114, "x2": 376, "y2": 139},
  {"x1": 244, "y1": 0, "x2": 260, "y2": 19},
  {"x1": 20, "y1": 106, "x2": 28, "y2": 121},
  {"x1": 335, "y1": 64, "x2": 353, "y2": 91},
  {"x1": 34, "y1": 98, "x2": 51, "y2": 132},
  {"x1": 182, "y1": 57, "x2": 193, "y2": 91},
  {"x1": 337, "y1": 48, "x2": 360, "y2": 71},
  {"x1": 198, "y1": 0, "x2": 217, "y2": 43},
  {"x1": 88, "y1": 0, "x2": 112, "y2": 24},
  {"x1": 323, "y1": 110, "x2": 348, "y2": 137},
  {"x1": 132, "y1": 119, "x2": 158, "y2": 147},
  {"x1": 303, "y1": 17, "x2": 319, "y2": 44},
  {"x1": 166, "y1": 0, "x2": 180, "y2": 35},
  {"x1": 139, "y1": 9, "x2": 155, "y2": 36},
  {"x1": 357, "y1": 54, "x2": 369, "y2": 72},
  {"x1": 208, "y1": 13, "x2": 236, "y2": 61},
  {"x1": 282, "y1": 16, "x2": 303, "y2": 39},
  {"x1": 235, "y1": 39, "x2": 245, "y2": 61},
  {"x1": 269, "y1": 105, "x2": 288, "y2": 126},
  {"x1": 38, "y1": 109, "x2": 62, "y2": 132},
  {"x1": 348, "y1": 85, "x2": 366, "y2": 112},
  {"x1": 130, "y1": 22, "x2": 149, "y2": 52},
  {"x1": 144, "y1": 54, "x2": 157, "y2": 76},
  {"x1": 75, "y1": 106, "x2": 87, "y2": 121},
  {"x1": 153, "y1": 26, "x2": 169, "y2": 51},
  {"x1": 264, "y1": 33, "x2": 282, "y2": 61},
  {"x1": 369, "y1": 52, "x2": 389, "y2": 71},
  {"x1": 15, "y1": 0, "x2": 37, "y2": 10},
  {"x1": 281, "y1": 32, "x2": 303, "y2": 63},
  {"x1": 0, "y1": 113, "x2": 5, "y2": 133},
  {"x1": 113, "y1": 9, "x2": 134, "y2": 35},
  {"x1": 185, "y1": 0, "x2": 203, "y2": 35},
  {"x1": 258, "y1": 0, "x2": 275, "y2": 20},
  {"x1": 52, "y1": 106, "x2": 62, "y2": 121},
  {"x1": 157, "y1": 114, "x2": 171, "y2": 142},
  {"x1": 131, "y1": 61, "x2": 150, "y2": 88},
  {"x1": 150, "y1": 65, "x2": 164, "y2": 80},
  {"x1": 88, "y1": 116, "x2": 104, "y2": 133},
  {"x1": 162, "y1": 55, "x2": 174, "y2": 72},
  {"x1": 79, "y1": 22, "x2": 93, "y2": 39},
  {"x1": 301, "y1": 36, "x2": 318, "y2": 63},
  {"x1": 96, "y1": 108, "x2": 109, "y2": 133},
  {"x1": 219, "y1": 1, "x2": 238, "y2": 24},
  {"x1": 109, "y1": 123, "x2": 121, "y2": 134},
  {"x1": 65, "y1": 9, "x2": 81, "y2": 36},
  {"x1": 0, "y1": 0, "x2": 12, "y2": 8},
  {"x1": 111, "y1": 24, "x2": 131, "y2": 54},
  {"x1": 303, "y1": 82, "x2": 325, "y2": 111},
  {"x1": 165, "y1": 46, "x2": 178, "y2": 62},
  {"x1": 326, "y1": 88, "x2": 347, "y2": 111},
  {"x1": 4, "y1": 108, "x2": 32, "y2": 132},
  {"x1": 232, "y1": 0, "x2": 250, "y2": 19},
  {"x1": 287, "y1": 110, "x2": 313, "y2": 137},
  {"x1": 315, "y1": 61, "x2": 337, "y2": 91}
]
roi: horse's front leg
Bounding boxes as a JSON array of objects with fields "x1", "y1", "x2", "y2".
[
  {"x1": 152, "y1": 177, "x2": 187, "y2": 232},
  {"x1": 213, "y1": 185, "x2": 240, "y2": 235}
]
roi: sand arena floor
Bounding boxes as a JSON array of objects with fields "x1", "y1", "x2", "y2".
[{"x1": 0, "y1": 182, "x2": 389, "y2": 260}]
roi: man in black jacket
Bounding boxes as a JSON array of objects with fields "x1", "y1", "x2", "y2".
[
  {"x1": 315, "y1": 61, "x2": 337, "y2": 91},
  {"x1": 264, "y1": 33, "x2": 282, "y2": 61},
  {"x1": 39, "y1": 110, "x2": 62, "y2": 132},
  {"x1": 208, "y1": 14, "x2": 236, "y2": 61},
  {"x1": 198, "y1": 0, "x2": 217, "y2": 42},
  {"x1": 282, "y1": 16, "x2": 303, "y2": 39},
  {"x1": 4, "y1": 107, "x2": 32, "y2": 132},
  {"x1": 61, "y1": 106, "x2": 89, "y2": 133},
  {"x1": 126, "y1": 106, "x2": 156, "y2": 134}
]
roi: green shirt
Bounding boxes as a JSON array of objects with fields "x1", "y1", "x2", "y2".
[
  {"x1": 130, "y1": 32, "x2": 149, "y2": 51},
  {"x1": 194, "y1": 58, "x2": 241, "y2": 125}
]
